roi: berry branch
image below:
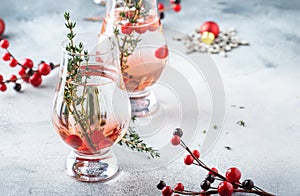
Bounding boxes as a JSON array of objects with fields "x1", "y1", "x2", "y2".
[
  {"x1": 157, "y1": 128, "x2": 275, "y2": 196},
  {"x1": 0, "y1": 39, "x2": 58, "y2": 92}
]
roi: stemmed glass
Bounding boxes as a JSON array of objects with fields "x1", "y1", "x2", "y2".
[
  {"x1": 51, "y1": 33, "x2": 131, "y2": 182},
  {"x1": 101, "y1": 0, "x2": 168, "y2": 117}
]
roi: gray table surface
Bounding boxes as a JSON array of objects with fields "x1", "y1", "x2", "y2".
[{"x1": 1, "y1": 0, "x2": 300, "y2": 195}]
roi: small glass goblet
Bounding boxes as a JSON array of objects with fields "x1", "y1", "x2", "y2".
[{"x1": 52, "y1": 33, "x2": 131, "y2": 182}]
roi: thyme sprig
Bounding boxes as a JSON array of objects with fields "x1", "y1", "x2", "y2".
[
  {"x1": 118, "y1": 115, "x2": 160, "y2": 158},
  {"x1": 118, "y1": 126, "x2": 160, "y2": 158},
  {"x1": 63, "y1": 12, "x2": 97, "y2": 152},
  {"x1": 113, "y1": 0, "x2": 144, "y2": 71}
]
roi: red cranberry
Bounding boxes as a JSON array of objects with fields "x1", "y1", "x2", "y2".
[
  {"x1": 184, "y1": 154, "x2": 194, "y2": 165},
  {"x1": 225, "y1": 167, "x2": 241, "y2": 183},
  {"x1": 0, "y1": 39, "x2": 9, "y2": 49},
  {"x1": 218, "y1": 181, "x2": 233, "y2": 196}
]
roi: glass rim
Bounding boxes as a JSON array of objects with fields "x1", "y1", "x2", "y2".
[{"x1": 61, "y1": 33, "x2": 118, "y2": 57}]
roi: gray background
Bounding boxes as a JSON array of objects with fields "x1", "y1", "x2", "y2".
[{"x1": 0, "y1": 0, "x2": 300, "y2": 195}]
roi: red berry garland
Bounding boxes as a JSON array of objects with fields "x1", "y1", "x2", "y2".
[
  {"x1": 0, "y1": 38, "x2": 58, "y2": 92},
  {"x1": 158, "y1": 128, "x2": 275, "y2": 196}
]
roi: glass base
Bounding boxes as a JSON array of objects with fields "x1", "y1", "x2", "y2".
[
  {"x1": 65, "y1": 149, "x2": 118, "y2": 182},
  {"x1": 129, "y1": 89, "x2": 158, "y2": 117}
]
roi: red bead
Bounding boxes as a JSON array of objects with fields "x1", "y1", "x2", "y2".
[
  {"x1": 65, "y1": 134, "x2": 83, "y2": 149},
  {"x1": 0, "y1": 18, "x2": 5, "y2": 37},
  {"x1": 158, "y1": 3, "x2": 165, "y2": 11},
  {"x1": 174, "y1": 182, "x2": 184, "y2": 191},
  {"x1": 155, "y1": 45, "x2": 168, "y2": 59},
  {"x1": 173, "y1": 4, "x2": 181, "y2": 12},
  {"x1": 22, "y1": 58, "x2": 34, "y2": 69},
  {"x1": 2, "y1": 52, "x2": 10, "y2": 61},
  {"x1": 29, "y1": 73, "x2": 42, "y2": 87},
  {"x1": 0, "y1": 83, "x2": 7, "y2": 92},
  {"x1": 170, "y1": 135, "x2": 181, "y2": 145},
  {"x1": 200, "y1": 21, "x2": 220, "y2": 37},
  {"x1": 161, "y1": 186, "x2": 173, "y2": 196},
  {"x1": 121, "y1": 23, "x2": 134, "y2": 35},
  {"x1": 208, "y1": 167, "x2": 219, "y2": 176},
  {"x1": 9, "y1": 74, "x2": 17, "y2": 82},
  {"x1": 134, "y1": 22, "x2": 148, "y2": 34},
  {"x1": 218, "y1": 181, "x2": 233, "y2": 196},
  {"x1": 184, "y1": 154, "x2": 194, "y2": 165},
  {"x1": 225, "y1": 167, "x2": 241, "y2": 183},
  {"x1": 192, "y1": 149, "x2": 200, "y2": 159},
  {"x1": 0, "y1": 39, "x2": 9, "y2": 49},
  {"x1": 0, "y1": 74, "x2": 3, "y2": 83},
  {"x1": 38, "y1": 62, "x2": 51, "y2": 76},
  {"x1": 9, "y1": 58, "x2": 18, "y2": 67}
]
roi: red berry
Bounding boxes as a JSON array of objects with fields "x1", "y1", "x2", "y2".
[
  {"x1": 134, "y1": 22, "x2": 148, "y2": 34},
  {"x1": 18, "y1": 67, "x2": 26, "y2": 75},
  {"x1": 22, "y1": 58, "x2": 34, "y2": 69},
  {"x1": 174, "y1": 182, "x2": 184, "y2": 191},
  {"x1": 38, "y1": 62, "x2": 51, "y2": 76},
  {"x1": 158, "y1": 3, "x2": 165, "y2": 11},
  {"x1": 91, "y1": 130, "x2": 105, "y2": 145},
  {"x1": 18, "y1": 67, "x2": 29, "y2": 82},
  {"x1": 0, "y1": 83, "x2": 7, "y2": 92},
  {"x1": 173, "y1": 4, "x2": 181, "y2": 12},
  {"x1": 0, "y1": 39, "x2": 9, "y2": 49},
  {"x1": 65, "y1": 134, "x2": 83, "y2": 149},
  {"x1": 121, "y1": 23, "x2": 134, "y2": 35},
  {"x1": 218, "y1": 181, "x2": 233, "y2": 196},
  {"x1": 98, "y1": 139, "x2": 113, "y2": 149},
  {"x1": 9, "y1": 58, "x2": 18, "y2": 67},
  {"x1": 2, "y1": 52, "x2": 10, "y2": 61},
  {"x1": 184, "y1": 154, "x2": 194, "y2": 165},
  {"x1": 29, "y1": 73, "x2": 42, "y2": 87},
  {"x1": 155, "y1": 45, "x2": 168, "y2": 59},
  {"x1": 170, "y1": 135, "x2": 181, "y2": 145},
  {"x1": 225, "y1": 167, "x2": 241, "y2": 183},
  {"x1": 125, "y1": 10, "x2": 135, "y2": 18},
  {"x1": 161, "y1": 186, "x2": 173, "y2": 196},
  {"x1": 9, "y1": 74, "x2": 17, "y2": 82},
  {"x1": 0, "y1": 18, "x2": 5, "y2": 37},
  {"x1": 0, "y1": 74, "x2": 3, "y2": 83},
  {"x1": 192, "y1": 149, "x2": 200, "y2": 159},
  {"x1": 77, "y1": 143, "x2": 93, "y2": 155},
  {"x1": 208, "y1": 167, "x2": 219, "y2": 176}
]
